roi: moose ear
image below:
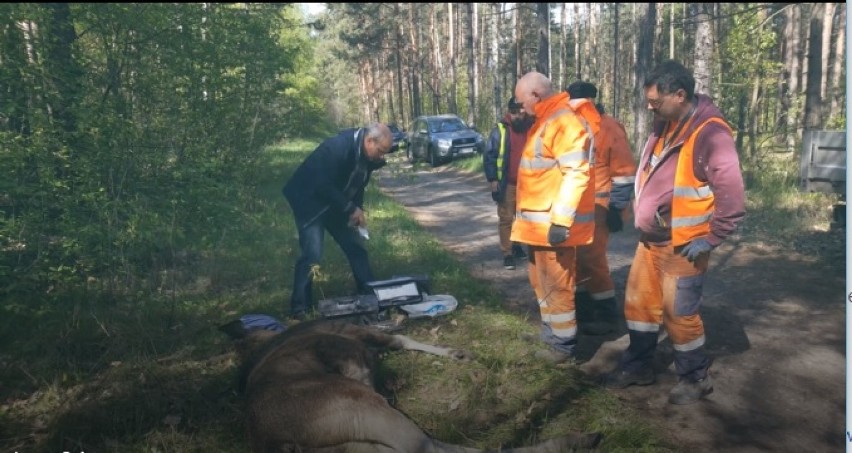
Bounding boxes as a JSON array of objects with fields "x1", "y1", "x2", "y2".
[{"x1": 218, "y1": 320, "x2": 248, "y2": 339}]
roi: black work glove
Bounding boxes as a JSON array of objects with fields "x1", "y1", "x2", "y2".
[
  {"x1": 491, "y1": 190, "x2": 501, "y2": 203},
  {"x1": 547, "y1": 224, "x2": 569, "y2": 245},
  {"x1": 680, "y1": 237, "x2": 714, "y2": 262},
  {"x1": 606, "y1": 207, "x2": 624, "y2": 233}
]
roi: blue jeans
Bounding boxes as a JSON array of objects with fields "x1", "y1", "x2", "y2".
[{"x1": 290, "y1": 212, "x2": 374, "y2": 315}]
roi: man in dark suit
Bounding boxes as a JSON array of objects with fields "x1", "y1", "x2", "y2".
[{"x1": 283, "y1": 123, "x2": 393, "y2": 320}]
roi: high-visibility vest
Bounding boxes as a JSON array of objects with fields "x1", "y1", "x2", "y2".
[
  {"x1": 512, "y1": 105, "x2": 597, "y2": 247},
  {"x1": 495, "y1": 123, "x2": 507, "y2": 181},
  {"x1": 671, "y1": 117, "x2": 731, "y2": 245}
]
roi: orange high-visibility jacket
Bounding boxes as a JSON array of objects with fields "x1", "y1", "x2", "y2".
[
  {"x1": 671, "y1": 117, "x2": 731, "y2": 245},
  {"x1": 511, "y1": 93, "x2": 600, "y2": 247}
]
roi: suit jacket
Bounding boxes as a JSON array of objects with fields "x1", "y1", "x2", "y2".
[{"x1": 283, "y1": 128, "x2": 386, "y2": 227}]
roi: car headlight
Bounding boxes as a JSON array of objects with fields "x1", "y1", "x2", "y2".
[
  {"x1": 475, "y1": 135, "x2": 483, "y2": 143},
  {"x1": 437, "y1": 139, "x2": 452, "y2": 149}
]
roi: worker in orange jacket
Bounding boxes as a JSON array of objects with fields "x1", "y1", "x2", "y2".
[
  {"x1": 511, "y1": 71, "x2": 600, "y2": 363},
  {"x1": 603, "y1": 60, "x2": 745, "y2": 405},
  {"x1": 566, "y1": 81, "x2": 638, "y2": 336}
]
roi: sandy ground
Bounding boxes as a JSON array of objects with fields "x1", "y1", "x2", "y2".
[{"x1": 374, "y1": 158, "x2": 846, "y2": 453}]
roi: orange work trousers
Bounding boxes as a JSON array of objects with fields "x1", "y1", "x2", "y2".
[
  {"x1": 622, "y1": 241, "x2": 711, "y2": 380},
  {"x1": 576, "y1": 205, "x2": 615, "y2": 300},
  {"x1": 527, "y1": 245, "x2": 578, "y2": 354}
]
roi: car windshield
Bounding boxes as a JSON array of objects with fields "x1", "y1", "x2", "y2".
[
  {"x1": 388, "y1": 124, "x2": 401, "y2": 133},
  {"x1": 428, "y1": 117, "x2": 467, "y2": 133}
]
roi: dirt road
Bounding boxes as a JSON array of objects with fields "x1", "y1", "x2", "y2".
[{"x1": 375, "y1": 159, "x2": 846, "y2": 453}]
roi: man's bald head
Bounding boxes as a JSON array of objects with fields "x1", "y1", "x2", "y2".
[{"x1": 514, "y1": 71, "x2": 554, "y2": 116}]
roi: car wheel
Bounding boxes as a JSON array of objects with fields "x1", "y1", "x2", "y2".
[{"x1": 429, "y1": 148, "x2": 440, "y2": 167}]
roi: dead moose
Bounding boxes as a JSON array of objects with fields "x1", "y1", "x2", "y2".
[{"x1": 219, "y1": 318, "x2": 603, "y2": 452}]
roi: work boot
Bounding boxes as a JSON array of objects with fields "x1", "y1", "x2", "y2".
[
  {"x1": 512, "y1": 244, "x2": 528, "y2": 260},
  {"x1": 603, "y1": 367, "x2": 656, "y2": 389},
  {"x1": 574, "y1": 290, "x2": 594, "y2": 323},
  {"x1": 668, "y1": 374, "x2": 714, "y2": 405},
  {"x1": 534, "y1": 348, "x2": 574, "y2": 364},
  {"x1": 580, "y1": 297, "x2": 619, "y2": 336},
  {"x1": 503, "y1": 255, "x2": 516, "y2": 270}
]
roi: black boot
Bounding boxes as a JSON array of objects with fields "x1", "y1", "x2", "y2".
[
  {"x1": 574, "y1": 290, "x2": 594, "y2": 324},
  {"x1": 580, "y1": 297, "x2": 619, "y2": 336}
]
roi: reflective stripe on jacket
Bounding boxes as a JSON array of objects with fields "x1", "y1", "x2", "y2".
[
  {"x1": 672, "y1": 117, "x2": 730, "y2": 245},
  {"x1": 511, "y1": 93, "x2": 599, "y2": 247}
]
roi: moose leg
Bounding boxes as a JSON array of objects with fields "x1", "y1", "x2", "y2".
[
  {"x1": 319, "y1": 323, "x2": 473, "y2": 361},
  {"x1": 389, "y1": 335, "x2": 474, "y2": 361}
]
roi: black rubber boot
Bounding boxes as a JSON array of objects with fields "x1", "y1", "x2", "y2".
[
  {"x1": 580, "y1": 297, "x2": 619, "y2": 335},
  {"x1": 574, "y1": 290, "x2": 594, "y2": 324}
]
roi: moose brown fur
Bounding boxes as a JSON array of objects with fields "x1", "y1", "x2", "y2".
[{"x1": 220, "y1": 318, "x2": 601, "y2": 452}]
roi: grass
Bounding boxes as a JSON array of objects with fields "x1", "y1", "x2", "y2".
[
  {"x1": 741, "y1": 167, "x2": 839, "y2": 239},
  {"x1": 448, "y1": 152, "x2": 485, "y2": 174},
  {"x1": 0, "y1": 139, "x2": 671, "y2": 452}
]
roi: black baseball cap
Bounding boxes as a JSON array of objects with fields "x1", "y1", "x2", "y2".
[
  {"x1": 567, "y1": 81, "x2": 598, "y2": 99},
  {"x1": 507, "y1": 96, "x2": 522, "y2": 112}
]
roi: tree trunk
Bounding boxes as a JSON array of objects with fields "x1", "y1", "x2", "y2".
[
  {"x1": 559, "y1": 3, "x2": 567, "y2": 90},
  {"x1": 395, "y1": 3, "x2": 406, "y2": 127},
  {"x1": 669, "y1": 4, "x2": 675, "y2": 60},
  {"x1": 408, "y1": 5, "x2": 422, "y2": 118},
  {"x1": 466, "y1": 3, "x2": 478, "y2": 127},
  {"x1": 574, "y1": 3, "x2": 581, "y2": 79},
  {"x1": 536, "y1": 3, "x2": 549, "y2": 76},
  {"x1": 829, "y1": 4, "x2": 845, "y2": 122},
  {"x1": 589, "y1": 3, "x2": 599, "y2": 82},
  {"x1": 364, "y1": 60, "x2": 373, "y2": 121},
  {"x1": 583, "y1": 3, "x2": 592, "y2": 80},
  {"x1": 448, "y1": 3, "x2": 458, "y2": 114},
  {"x1": 631, "y1": 3, "x2": 638, "y2": 115},
  {"x1": 735, "y1": 91, "x2": 747, "y2": 158},
  {"x1": 782, "y1": 4, "x2": 802, "y2": 149},
  {"x1": 633, "y1": 3, "x2": 655, "y2": 148},
  {"x1": 387, "y1": 68, "x2": 396, "y2": 122},
  {"x1": 1, "y1": 14, "x2": 32, "y2": 134},
  {"x1": 491, "y1": 2, "x2": 501, "y2": 120},
  {"x1": 430, "y1": 3, "x2": 442, "y2": 114},
  {"x1": 803, "y1": 3, "x2": 824, "y2": 130},
  {"x1": 613, "y1": 3, "x2": 619, "y2": 118},
  {"x1": 43, "y1": 3, "x2": 80, "y2": 135},
  {"x1": 693, "y1": 3, "x2": 713, "y2": 96},
  {"x1": 359, "y1": 63, "x2": 369, "y2": 120},
  {"x1": 800, "y1": 4, "x2": 810, "y2": 100},
  {"x1": 819, "y1": 3, "x2": 836, "y2": 102},
  {"x1": 746, "y1": 5, "x2": 768, "y2": 161},
  {"x1": 514, "y1": 3, "x2": 522, "y2": 77},
  {"x1": 472, "y1": 3, "x2": 479, "y2": 125}
]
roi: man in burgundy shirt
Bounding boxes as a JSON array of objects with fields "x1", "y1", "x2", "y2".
[
  {"x1": 603, "y1": 60, "x2": 745, "y2": 405},
  {"x1": 483, "y1": 96, "x2": 533, "y2": 270}
]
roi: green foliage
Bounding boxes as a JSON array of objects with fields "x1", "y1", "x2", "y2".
[
  {"x1": 0, "y1": 4, "x2": 328, "y2": 297},
  {"x1": 717, "y1": 5, "x2": 782, "y2": 155},
  {"x1": 824, "y1": 113, "x2": 846, "y2": 130},
  {"x1": 741, "y1": 156, "x2": 839, "y2": 241}
]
